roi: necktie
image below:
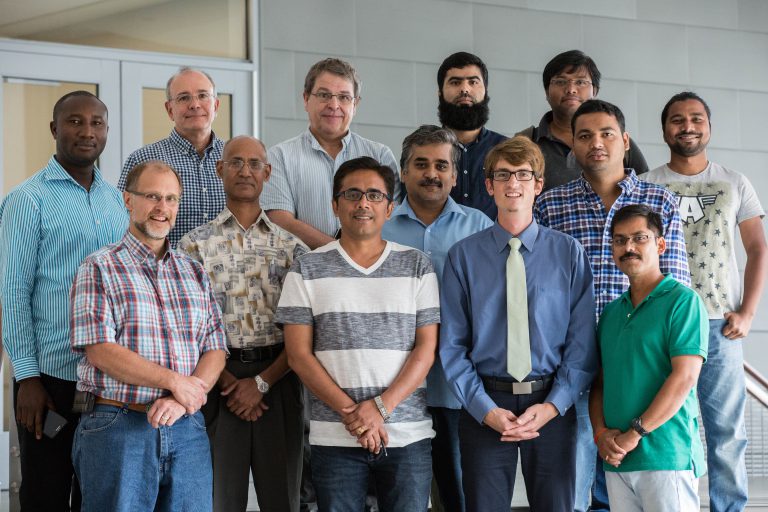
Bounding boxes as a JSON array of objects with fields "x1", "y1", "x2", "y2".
[{"x1": 506, "y1": 238, "x2": 531, "y2": 381}]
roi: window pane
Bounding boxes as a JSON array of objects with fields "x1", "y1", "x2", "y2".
[
  {"x1": 2, "y1": 0, "x2": 247, "y2": 60},
  {"x1": 2, "y1": 79, "x2": 98, "y2": 194},
  {"x1": 142, "y1": 88, "x2": 231, "y2": 146}
]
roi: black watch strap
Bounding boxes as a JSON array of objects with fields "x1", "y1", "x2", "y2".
[{"x1": 631, "y1": 417, "x2": 649, "y2": 437}]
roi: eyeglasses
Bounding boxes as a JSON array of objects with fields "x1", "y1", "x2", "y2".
[
  {"x1": 490, "y1": 170, "x2": 535, "y2": 182},
  {"x1": 172, "y1": 92, "x2": 214, "y2": 105},
  {"x1": 127, "y1": 190, "x2": 181, "y2": 205},
  {"x1": 222, "y1": 159, "x2": 267, "y2": 173},
  {"x1": 310, "y1": 92, "x2": 356, "y2": 105},
  {"x1": 335, "y1": 188, "x2": 391, "y2": 202},
  {"x1": 549, "y1": 78, "x2": 592, "y2": 89},
  {"x1": 609, "y1": 234, "x2": 656, "y2": 246}
]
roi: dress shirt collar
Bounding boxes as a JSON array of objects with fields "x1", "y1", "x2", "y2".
[
  {"x1": 212, "y1": 206, "x2": 275, "y2": 233},
  {"x1": 44, "y1": 155, "x2": 106, "y2": 190},
  {"x1": 122, "y1": 231, "x2": 172, "y2": 262},
  {"x1": 168, "y1": 128, "x2": 218, "y2": 157},
  {"x1": 619, "y1": 274, "x2": 675, "y2": 307},
  {"x1": 490, "y1": 218, "x2": 539, "y2": 254},
  {"x1": 391, "y1": 196, "x2": 466, "y2": 226},
  {"x1": 577, "y1": 168, "x2": 639, "y2": 196},
  {"x1": 456, "y1": 126, "x2": 490, "y2": 149},
  {"x1": 304, "y1": 128, "x2": 352, "y2": 154}
]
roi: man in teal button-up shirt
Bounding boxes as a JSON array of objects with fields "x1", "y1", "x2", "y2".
[
  {"x1": 0, "y1": 91, "x2": 127, "y2": 510},
  {"x1": 382, "y1": 125, "x2": 491, "y2": 512}
]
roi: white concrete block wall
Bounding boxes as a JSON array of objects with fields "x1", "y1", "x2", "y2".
[{"x1": 260, "y1": 0, "x2": 768, "y2": 373}]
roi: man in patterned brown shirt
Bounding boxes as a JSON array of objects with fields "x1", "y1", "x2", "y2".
[{"x1": 179, "y1": 135, "x2": 307, "y2": 512}]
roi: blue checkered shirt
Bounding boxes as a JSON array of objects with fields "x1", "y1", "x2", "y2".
[
  {"x1": 534, "y1": 170, "x2": 691, "y2": 317},
  {"x1": 119, "y1": 129, "x2": 225, "y2": 247}
]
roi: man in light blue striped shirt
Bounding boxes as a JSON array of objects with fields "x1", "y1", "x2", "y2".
[
  {"x1": 0, "y1": 91, "x2": 127, "y2": 510},
  {"x1": 263, "y1": 57, "x2": 400, "y2": 249}
]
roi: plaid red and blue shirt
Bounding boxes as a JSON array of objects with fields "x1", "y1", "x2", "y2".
[
  {"x1": 534, "y1": 170, "x2": 691, "y2": 317},
  {"x1": 70, "y1": 232, "x2": 227, "y2": 404}
]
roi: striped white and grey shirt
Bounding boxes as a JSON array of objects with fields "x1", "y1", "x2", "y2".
[
  {"x1": 0, "y1": 157, "x2": 128, "y2": 381},
  {"x1": 262, "y1": 129, "x2": 400, "y2": 237},
  {"x1": 275, "y1": 240, "x2": 439, "y2": 448}
]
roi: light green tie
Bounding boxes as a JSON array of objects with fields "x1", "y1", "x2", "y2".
[{"x1": 506, "y1": 238, "x2": 532, "y2": 381}]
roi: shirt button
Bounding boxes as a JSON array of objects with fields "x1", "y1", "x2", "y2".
[
  {"x1": 427, "y1": 250, "x2": 432, "y2": 255},
  {"x1": 203, "y1": 213, "x2": 208, "y2": 219},
  {"x1": 627, "y1": 313, "x2": 631, "y2": 318},
  {"x1": 463, "y1": 193, "x2": 468, "y2": 198},
  {"x1": 463, "y1": 170, "x2": 468, "y2": 174},
  {"x1": 202, "y1": 187, "x2": 207, "y2": 193},
  {"x1": 95, "y1": 220, "x2": 101, "y2": 225}
]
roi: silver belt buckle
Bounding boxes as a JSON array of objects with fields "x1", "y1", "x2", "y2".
[{"x1": 512, "y1": 381, "x2": 533, "y2": 394}]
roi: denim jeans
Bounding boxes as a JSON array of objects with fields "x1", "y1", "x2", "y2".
[
  {"x1": 698, "y1": 319, "x2": 748, "y2": 512},
  {"x1": 428, "y1": 406, "x2": 464, "y2": 512},
  {"x1": 311, "y1": 439, "x2": 432, "y2": 512},
  {"x1": 574, "y1": 391, "x2": 610, "y2": 512},
  {"x1": 605, "y1": 470, "x2": 699, "y2": 512},
  {"x1": 73, "y1": 404, "x2": 213, "y2": 512}
]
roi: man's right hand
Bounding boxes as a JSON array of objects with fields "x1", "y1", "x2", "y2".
[
  {"x1": 16, "y1": 377, "x2": 55, "y2": 440},
  {"x1": 169, "y1": 374, "x2": 208, "y2": 414},
  {"x1": 483, "y1": 407, "x2": 540, "y2": 441}
]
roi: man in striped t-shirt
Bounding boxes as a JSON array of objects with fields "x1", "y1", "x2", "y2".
[{"x1": 277, "y1": 157, "x2": 439, "y2": 512}]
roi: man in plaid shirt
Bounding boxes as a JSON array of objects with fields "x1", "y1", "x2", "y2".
[
  {"x1": 534, "y1": 99, "x2": 689, "y2": 512},
  {"x1": 70, "y1": 160, "x2": 228, "y2": 512}
]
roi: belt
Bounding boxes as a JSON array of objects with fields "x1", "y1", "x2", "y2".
[
  {"x1": 229, "y1": 343, "x2": 284, "y2": 363},
  {"x1": 481, "y1": 375, "x2": 554, "y2": 395},
  {"x1": 94, "y1": 397, "x2": 150, "y2": 413}
]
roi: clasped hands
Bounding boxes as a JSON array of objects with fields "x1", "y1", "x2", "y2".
[
  {"x1": 342, "y1": 399, "x2": 389, "y2": 454},
  {"x1": 595, "y1": 429, "x2": 641, "y2": 467},
  {"x1": 483, "y1": 402, "x2": 559, "y2": 441},
  {"x1": 147, "y1": 373, "x2": 210, "y2": 428}
]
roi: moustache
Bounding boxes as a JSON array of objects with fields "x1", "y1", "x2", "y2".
[
  {"x1": 678, "y1": 131, "x2": 702, "y2": 137},
  {"x1": 419, "y1": 178, "x2": 443, "y2": 187},
  {"x1": 620, "y1": 252, "x2": 642, "y2": 261}
]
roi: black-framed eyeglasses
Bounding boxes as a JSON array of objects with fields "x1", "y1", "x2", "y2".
[
  {"x1": 610, "y1": 234, "x2": 656, "y2": 246},
  {"x1": 126, "y1": 190, "x2": 181, "y2": 205},
  {"x1": 310, "y1": 92, "x2": 357, "y2": 105},
  {"x1": 490, "y1": 170, "x2": 535, "y2": 182},
  {"x1": 335, "y1": 188, "x2": 391, "y2": 203},
  {"x1": 222, "y1": 159, "x2": 267, "y2": 173},
  {"x1": 172, "y1": 91, "x2": 214, "y2": 105}
]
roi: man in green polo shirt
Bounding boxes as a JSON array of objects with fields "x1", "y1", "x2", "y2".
[{"x1": 589, "y1": 204, "x2": 708, "y2": 511}]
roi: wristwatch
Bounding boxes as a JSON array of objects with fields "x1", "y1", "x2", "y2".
[
  {"x1": 630, "y1": 417, "x2": 649, "y2": 437},
  {"x1": 254, "y1": 375, "x2": 270, "y2": 394}
]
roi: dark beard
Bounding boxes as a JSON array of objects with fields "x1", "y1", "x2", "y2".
[{"x1": 438, "y1": 95, "x2": 490, "y2": 131}]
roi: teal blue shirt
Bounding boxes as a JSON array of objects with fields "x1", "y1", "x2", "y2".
[
  {"x1": 0, "y1": 157, "x2": 128, "y2": 381},
  {"x1": 598, "y1": 275, "x2": 708, "y2": 476},
  {"x1": 383, "y1": 196, "x2": 492, "y2": 408}
]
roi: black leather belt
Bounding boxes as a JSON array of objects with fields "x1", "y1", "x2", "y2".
[
  {"x1": 481, "y1": 375, "x2": 554, "y2": 395},
  {"x1": 229, "y1": 344, "x2": 284, "y2": 363}
]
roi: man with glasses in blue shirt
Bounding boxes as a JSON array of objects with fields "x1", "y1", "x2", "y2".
[
  {"x1": 0, "y1": 90, "x2": 127, "y2": 510},
  {"x1": 441, "y1": 136, "x2": 597, "y2": 511},
  {"x1": 119, "y1": 66, "x2": 225, "y2": 247}
]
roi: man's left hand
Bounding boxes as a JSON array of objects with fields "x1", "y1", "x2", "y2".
[
  {"x1": 501, "y1": 402, "x2": 558, "y2": 442},
  {"x1": 723, "y1": 310, "x2": 754, "y2": 339},
  {"x1": 221, "y1": 378, "x2": 268, "y2": 419},
  {"x1": 341, "y1": 399, "x2": 384, "y2": 438},
  {"x1": 147, "y1": 397, "x2": 186, "y2": 428}
]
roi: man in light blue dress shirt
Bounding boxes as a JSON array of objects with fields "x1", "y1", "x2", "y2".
[
  {"x1": 440, "y1": 136, "x2": 597, "y2": 511},
  {"x1": 382, "y1": 125, "x2": 492, "y2": 512},
  {"x1": 0, "y1": 91, "x2": 127, "y2": 510}
]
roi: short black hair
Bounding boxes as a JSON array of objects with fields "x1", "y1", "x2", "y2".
[
  {"x1": 332, "y1": 157, "x2": 395, "y2": 202},
  {"x1": 661, "y1": 91, "x2": 712, "y2": 127},
  {"x1": 543, "y1": 50, "x2": 601, "y2": 92},
  {"x1": 52, "y1": 91, "x2": 106, "y2": 123},
  {"x1": 437, "y1": 52, "x2": 489, "y2": 90},
  {"x1": 610, "y1": 204, "x2": 663, "y2": 237},
  {"x1": 571, "y1": 99, "x2": 626, "y2": 134}
]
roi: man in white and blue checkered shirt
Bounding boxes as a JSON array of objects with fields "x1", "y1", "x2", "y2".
[{"x1": 119, "y1": 67, "x2": 226, "y2": 247}]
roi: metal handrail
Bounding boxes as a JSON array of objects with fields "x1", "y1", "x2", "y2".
[{"x1": 745, "y1": 361, "x2": 768, "y2": 408}]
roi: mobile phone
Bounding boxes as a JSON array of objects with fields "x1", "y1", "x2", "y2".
[{"x1": 43, "y1": 410, "x2": 68, "y2": 439}]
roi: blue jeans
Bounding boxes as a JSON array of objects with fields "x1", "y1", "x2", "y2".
[
  {"x1": 429, "y1": 406, "x2": 464, "y2": 512},
  {"x1": 311, "y1": 439, "x2": 432, "y2": 512},
  {"x1": 698, "y1": 319, "x2": 748, "y2": 512},
  {"x1": 574, "y1": 391, "x2": 610, "y2": 512},
  {"x1": 73, "y1": 404, "x2": 213, "y2": 512}
]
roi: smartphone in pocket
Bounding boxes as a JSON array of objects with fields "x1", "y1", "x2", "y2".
[{"x1": 43, "y1": 410, "x2": 69, "y2": 439}]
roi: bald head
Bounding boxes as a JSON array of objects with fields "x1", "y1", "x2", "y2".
[{"x1": 222, "y1": 135, "x2": 267, "y2": 160}]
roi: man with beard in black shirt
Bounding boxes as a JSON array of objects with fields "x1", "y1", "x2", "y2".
[{"x1": 437, "y1": 52, "x2": 506, "y2": 219}]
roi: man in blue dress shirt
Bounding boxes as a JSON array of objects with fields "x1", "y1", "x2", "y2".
[
  {"x1": 382, "y1": 125, "x2": 492, "y2": 512},
  {"x1": 440, "y1": 136, "x2": 598, "y2": 511}
]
